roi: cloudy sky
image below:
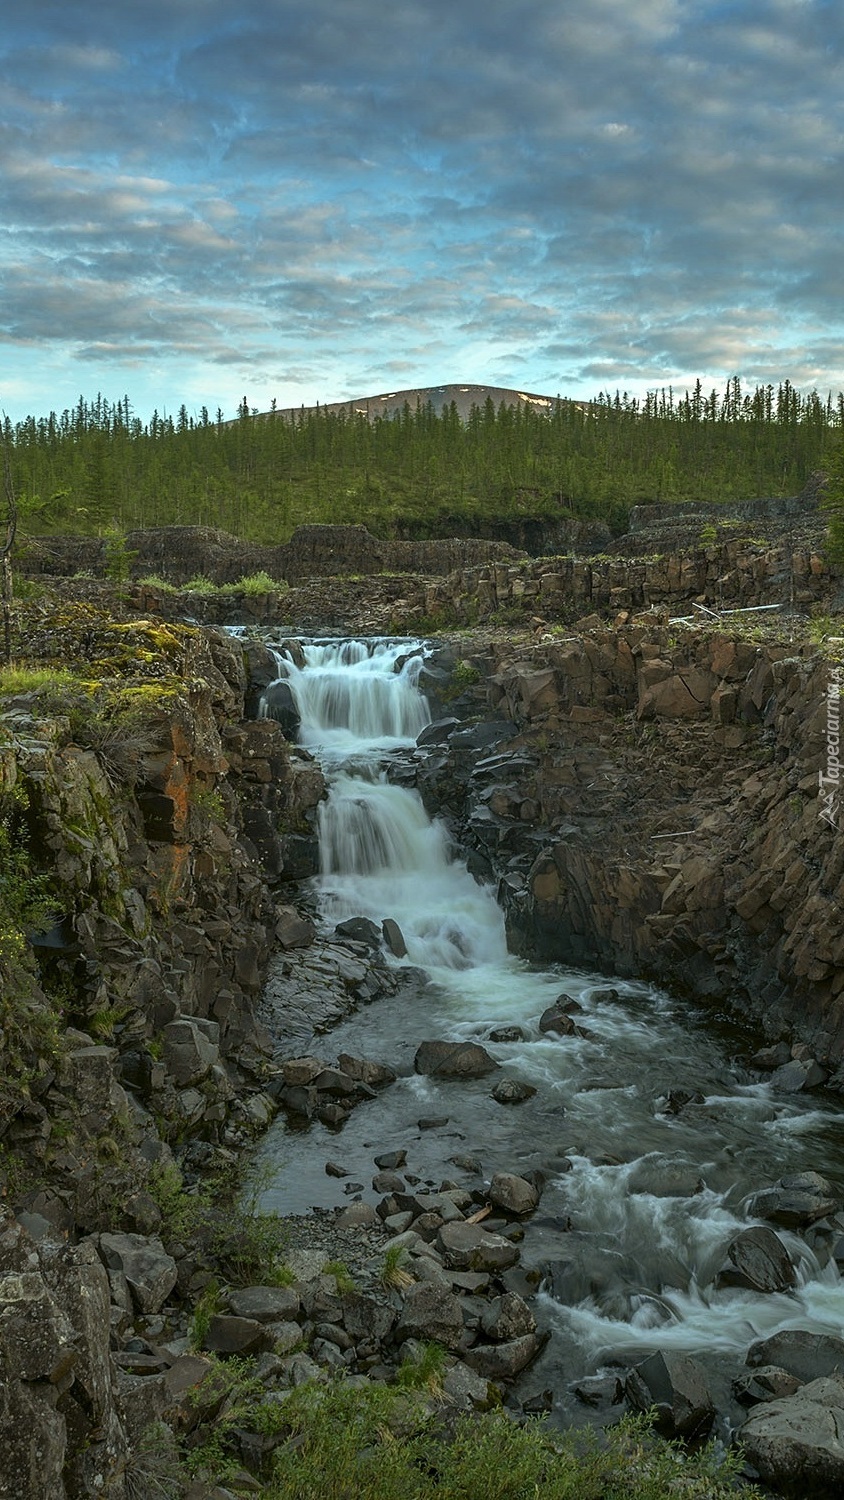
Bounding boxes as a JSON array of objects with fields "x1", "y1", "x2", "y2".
[{"x1": 1, "y1": 0, "x2": 842, "y2": 424}]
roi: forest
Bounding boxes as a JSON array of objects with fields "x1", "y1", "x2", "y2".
[{"x1": 3, "y1": 377, "x2": 842, "y2": 545}]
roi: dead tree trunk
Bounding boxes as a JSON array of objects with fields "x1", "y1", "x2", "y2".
[{"x1": 1, "y1": 428, "x2": 17, "y2": 665}]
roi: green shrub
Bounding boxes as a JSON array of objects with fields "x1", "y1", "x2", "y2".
[{"x1": 220, "y1": 569, "x2": 287, "y2": 596}]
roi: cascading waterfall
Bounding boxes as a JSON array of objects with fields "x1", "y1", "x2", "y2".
[{"x1": 257, "y1": 634, "x2": 844, "y2": 1405}]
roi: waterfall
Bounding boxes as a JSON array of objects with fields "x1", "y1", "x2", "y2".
[{"x1": 255, "y1": 633, "x2": 844, "y2": 1396}]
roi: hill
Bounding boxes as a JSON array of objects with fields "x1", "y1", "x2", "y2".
[{"x1": 264, "y1": 383, "x2": 582, "y2": 424}]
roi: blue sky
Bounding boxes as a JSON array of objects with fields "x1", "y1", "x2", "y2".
[{"x1": 1, "y1": 0, "x2": 842, "y2": 424}]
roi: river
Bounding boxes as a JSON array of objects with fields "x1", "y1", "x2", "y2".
[{"x1": 252, "y1": 634, "x2": 844, "y2": 1423}]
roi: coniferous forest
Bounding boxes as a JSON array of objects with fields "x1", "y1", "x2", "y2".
[{"x1": 4, "y1": 378, "x2": 842, "y2": 544}]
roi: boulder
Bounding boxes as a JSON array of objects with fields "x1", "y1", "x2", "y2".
[
  {"x1": 715, "y1": 1226, "x2": 796, "y2": 1293},
  {"x1": 491, "y1": 1078, "x2": 537, "y2": 1105},
  {"x1": 338, "y1": 1054, "x2": 397, "y2": 1088},
  {"x1": 226, "y1": 1286, "x2": 301, "y2": 1324},
  {"x1": 204, "y1": 1314, "x2": 273, "y2": 1356},
  {"x1": 739, "y1": 1376, "x2": 844, "y2": 1492},
  {"x1": 381, "y1": 918, "x2": 407, "y2": 957},
  {"x1": 746, "y1": 1330, "x2": 844, "y2": 1384},
  {"x1": 98, "y1": 1233, "x2": 177, "y2": 1315},
  {"x1": 414, "y1": 1040, "x2": 499, "y2": 1080},
  {"x1": 624, "y1": 1351, "x2": 714, "y2": 1440},
  {"x1": 438, "y1": 1222, "x2": 520, "y2": 1273},
  {"x1": 396, "y1": 1282, "x2": 466, "y2": 1351},
  {"x1": 334, "y1": 916, "x2": 381, "y2": 947},
  {"x1": 734, "y1": 1365, "x2": 803, "y2": 1406},
  {"x1": 161, "y1": 1018, "x2": 219, "y2": 1087},
  {"x1": 275, "y1": 905, "x2": 317, "y2": 949},
  {"x1": 489, "y1": 1172, "x2": 540, "y2": 1217},
  {"x1": 479, "y1": 1292, "x2": 536, "y2": 1342},
  {"x1": 465, "y1": 1333, "x2": 541, "y2": 1380},
  {"x1": 750, "y1": 1172, "x2": 839, "y2": 1228},
  {"x1": 260, "y1": 679, "x2": 300, "y2": 737}
]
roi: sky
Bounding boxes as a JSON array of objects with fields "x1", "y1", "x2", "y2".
[{"x1": 1, "y1": 0, "x2": 843, "y2": 426}]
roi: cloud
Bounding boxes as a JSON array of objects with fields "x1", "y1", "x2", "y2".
[{"x1": 1, "y1": 0, "x2": 843, "y2": 421}]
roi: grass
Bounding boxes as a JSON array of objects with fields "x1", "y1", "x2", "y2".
[
  {"x1": 0, "y1": 662, "x2": 79, "y2": 696},
  {"x1": 381, "y1": 1244, "x2": 415, "y2": 1291},
  {"x1": 147, "y1": 1160, "x2": 292, "y2": 1285},
  {"x1": 322, "y1": 1259, "x2": 356, "y2": 1294}
]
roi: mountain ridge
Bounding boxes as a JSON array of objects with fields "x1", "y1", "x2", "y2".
[{"x1": 263, "y1": 382, "x2": 580, "y2": 423}]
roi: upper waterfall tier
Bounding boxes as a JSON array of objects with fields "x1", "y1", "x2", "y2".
[{"x1": 270, "y1": 638, "x2": 431, "y2": 758}]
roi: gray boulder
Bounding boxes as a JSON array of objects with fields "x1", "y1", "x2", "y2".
[
  {"x1": 746, "y1": 1330, "x2": 844, "y2": 1384},
  {"x1": 465, "y1": 1333, "x2": 541, "y2": 1380},
  {"x1": 715, "y1": 1225, "x2": 796, "y2": 1293},
  {"x1": 161, "y1": 1018, "x2": 219, "y2": 1087},
  {"x1": 749, "y1": 1171, "x2": 839, "y2": 1228},
  {"x1": 625, "y1": 1350, "x2": 714, "y2": 1440},
  {"x1": 740, "y1": 1376, "x2": 844, "y2": 1491},
  {"x1": 226, "y1": 1286, "x2": 301, "y2": 1323},
  {"x1": 397, "y1": 1282, "x2": 466, "y2": 1352},
  {"x1": 438, "y1": 1222, "x2": 520, "y2": 1272},
  {"x1": 489, "y1": 1172, "x2": 540, "y2": 1217},
  {"x1": 98, "y1": 1233, "x2": 177, "y2": 1315},
  {"x1": 414, "y1": 1040, "x2": 499, "y2": 1080}
]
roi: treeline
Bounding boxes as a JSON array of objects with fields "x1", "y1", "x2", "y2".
[{"x1": 4, "y1": 378, "x2": 842, "y2": 544}]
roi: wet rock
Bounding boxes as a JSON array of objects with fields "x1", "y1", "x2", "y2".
[
  {"x1": 98, "y1": 1233, "x2": 177, "y2": 1315},
  {"x1": 715, "y1": 1226, "x2": 796, "y2": 1294},
  {"x1": 750, "y1": 1042, "x2": 791, "y2": 1070},
  {"x1": 275, "y1": 905, "x2": 317, "y2": 949},
  {"x1": 373, "y1": 1171, "x2": 406, "y2": 1194},
  {"x1": 659, "y1": 1089, "x2": 705, "y2": 1116},
  {"x1": 746, "y1": 1330, "x2": 844, "y2": 1384},
  {"x1": 414, "y1": 1040, "x2": 499, "y2": 1080},
  {"x1": 438, "y1": 1222, "x2": 520, "y2": 1273},
  {"x1": 573, "y1": 1374, "x2": 625, "y2": 1407},
  {"x1": 626, "y1": 1160, "x2": 703, "y2": 1197},
  {"x1": 325, "y1": 1161, "x2": 349, "y2": 1178},
  {"x1": 417, "y1": 718, "x2": 460, "y2": 746},
  {"x1": 334, "y1": 916, "x2": 382, "y2": 947},
  {"x1": 733, "y1": 1365, "x2": 803, "y2": 1406},
  {"x1": 396, "y1": 1282, "x2": 466, "y2": 1351},
  {"x1": 489, "y1": 1172, "x2": 540, "y2": 1217},
  {"x1": 750, "y1": 1171, "x2": 839, "y2": 1228},
  {"x1": 625, "y1": 1351, "x2": 714, "y2": 1440},
  {"x1": 338, "y1": 1055, "x2": 397, "y2": 1088},
  {"x1": 491, "y1": 1078, "x2": 537, "y2": 1105},
  {"x1": 739, "y1": 1376, "x2": 844, "y2": 1493},
  {"x1": 487, "y1": 1025, "x2": 526, "y2": 1043},
  {"x1": 260, "y1": 678, "x2": 300, "y2": 737},
  {"x1": 312, "y1": 1067, "x2": 358, "y2": 1096},
  {"x1": 374, "y1": 1150, "x2": 407, "y2": 1170},
  {"x1": 381, "y1": 918, "x2": 407, "y2": 957},
  {"x1": 538, "y1": 1005, "x2": 582, "y2": 1037},
  {"x1": 769, "y1": 1058, "x2": 828, "y2": 1093}
]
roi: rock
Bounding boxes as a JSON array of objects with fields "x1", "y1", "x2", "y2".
[
  {"x1": 417, "y1": 718, "x2": 460, "y2": 746},
  {"x1": 334, "y1": 916, "x2": 382, "y2": 947},
  {"x1": 312, "y1": 1067, "x2": 358, "y2": 1096},
  {"x1": 414, "y1": 1040, "x2": 499, "y2": 1080},
  {"x1": 335, "y1": 1203, "x2": 379, "y2": 1229},
  {"x1": 465, "y1": 1333, "x2": 541, "y2": 1380},
  {"x1": 381, "y1": 918, "x2": 407, "y2": 957},
  {"x1": 750, "y1": 1172, "x2": 839, "y2": 1228},
  {"x1": 538, "y1": 1006, "x2": 582, "y2": 1036},
  {"x1": 573, "y1": 1374, "x2": 625, "y2": 1407},
  {"x1": 275, "y1": 905, "x2": 316, "y2": 949},
  {"x1": 261, "y1": 679, "x2": 300, "y2": 737},
  {"x1": 491, "y1": 1078, "x2": 537, "y2": 1105},
  {"x1": 396, "y1": 1282, "x2": 466, "y2": 1351},
  {"x1": 659, "y1": 1090, "x2": 704, "y2": 1116},
  {"x1": 374, "y1": 1150, "x2": 407, "y2": 1170},
  {"x1": 626, "y1": 1160, "x2": 703, "y2": 1197},
  {"x1": 479, "y1": 1292, "x2": 536, "y2": 1342},
  {"x1": 203, "y1": 1314, "x2": 273, "y2": 1356},
  {"x1": 746, "y1": 1330, "x2": 844, "y2": 1384},
  {"x1": 339, "y1": 1291, "x2": 395, "y2": 1345},
  {"x1": 488, "y1": 1026, "x2": 526, "y2": 1043},
  {"x1": 282, "y1": 1056, "x2": 324, "y2": 1087},
  {"x1": 625, "y1": 1351, "x2": 714, "y2": 1440},
  {"x1": 226, "y1": 1286, "x2": 301, "y2": 1324},
  {"x1": 438, "y1": 1222, "x2": 520, "y2": 1273},
  {"x1": 769, "y1": 1058, "x2": 829, "y2": 1092},
  {"x1": 733, "y1": 1366, "x2": 803, "y2": 1406},
  {"x1": 161, "y1": 1018, "x2": 220, "y2": 1087},
  {"x1": 325, "y1": 1161, "x2": 349, "y2": 1178},
  {"x1": 441, "y1": 1359, "x2": 496, "y2": 1410},
  {"x1": 373, "y1": 1171, "x2": 406, "y2": 1194},
  {"x1": 489, "y1": 1172, "x2": 540, "y2": 1217},
  {"x1": 98, "y1": 1233, "x2": 177, "y2": 1315},
  {"x1": 338, "y1": 1055, "x2": 397, "y2": 1088},
  {"x1": 715, "y1": 1226, "x2": 796, "y2": 1293},
  {"x1": 739, "y1": 1376, "x2": 844, "y2": 1492},
  {"x1": 0, "y1": 1272, "x2": 76, "y2": 1382}
]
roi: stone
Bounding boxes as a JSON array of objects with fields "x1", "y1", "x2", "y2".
[
  {"x1": 465, "y1": 1333, "x2": 541, "y2": 1380},
  {"x1": 275, "y1": 906, "x2": 316, "y2": 949},
  {"x1": 625, "y1": 1351, "x2": 714, "y2": 1440},
  {"x1": 739, "y1": 1376, "x2": 844, "y2": 1492},
  {"x1": 338, "y1": 1055, "x2": 397, "y2": 1088},
  {"x1": 161, "y1": 1019, "x2": 219, "y2": 1087},
  {"x1": 396, "y1": 1282, "x2": 466, "y2": 1351},
  {"x1": 98, "y1": 1233, "x2": 178, "y2": 1315},
  {"x1": 715, "y1": 1226, "x2": 796, "y2": 1293},
  {"x1": 573, "y1": 1374, "x2": 625, "y2": 1407},
  {"x1": 487, "y1": 1026, "x2": 526, "y2": 1043},
  {"x1": 417, "y1": 718, "x2": 460, "y2": 746},
  {"x1": 746, "y1": 1330, "x2": 844, "y2": 1384},
  {"x1": 381, "y1": 918, "x2": 407, "y2": 957},
  {"x1": 491, "y1": 1078, "x2": 537, "y2": 1105},
  {"x1": 203, "y1": 1314, "x2": 273, "y2": 1356},
  {"x1": 335, "y1": 1203, "x2": 378, "y2": 1229},
  {"x1": 538, "y1": 1005, "x2": 582, "y2": 1036},
  {"x1": 750, "y1": 1172, "x2": 839, "y2": 1228},
  {"x1": 334, "y1": 916, "x2": 382, "y2": 947},
  {"x1": 0, "y1": 1272, "x2": 76, "y2": 1382},
  {"x1": 340, "y1": 1291, "x2": 395, "y2": 1344},
  {"x1": 438, "y1": 1222, "x2": 520, "y2": 1273},
  {"x1": 733, "y1": 1366, "x2": 803, "y2": 1406},
  {"x1": 441, "y1": 1359, "x2": 496, "y2": 1410},
  {"x1": 414, "y1": 1040, "x2": 499, "y2": 1080},
  {"x1": 489, "y1": 1172, "x2": 540, "y2": 1217},
  {"x1": 374, "y1": 1150, "x2": 407, "y2": 1170},
  {"x1": 226, "y1": 1286, "x2": 301, "y2": 1324},
  {"x1": 480, "y1": 1292, "x2": 536, "y2": 1342}
]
